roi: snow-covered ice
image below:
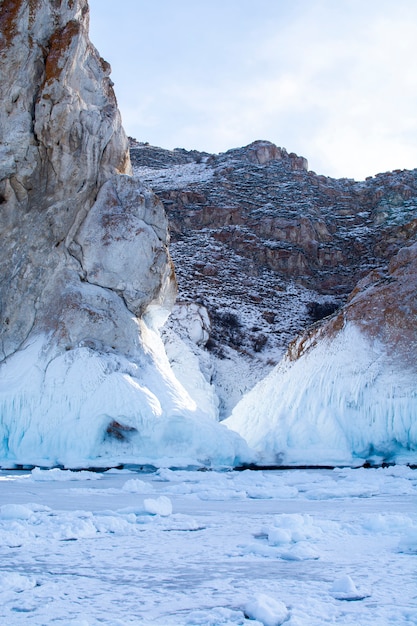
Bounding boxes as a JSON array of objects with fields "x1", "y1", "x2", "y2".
[
  {"x1": 0, "y1": 466, "x2": 416, "y2": 625},
  {"x1": 133, "y1": 162, "x2": 214, "y2": 190},
  {"x1": 0, "y1": 329, "x2": 250, "y2": 470},
  {"x1": 225, "y1": 323, "x2": 417, "y2": 467}
]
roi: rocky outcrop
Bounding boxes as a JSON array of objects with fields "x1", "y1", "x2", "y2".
[
  {"x1": 225, "y1": 242, "x2": 417, "y2": 466},
  {"x1": 133, "y1": 140, "x2": 417, "y2": 297},
  {"x1": 288, "y1": 242, "x2": 417, "y2": 369},
  {"x1": 0, "y1": 0, "x2": 177, "y2": 356},
  {"x1": 0, "y1": 0, "x2": 136, "y2": 359},
  {"x1": 0, "y1": 0, "x2": 248, "y2": 468}
]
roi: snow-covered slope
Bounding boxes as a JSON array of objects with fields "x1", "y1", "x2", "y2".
[
  {"x1": 225, "y1": 243, "x2": 417, "y2": 466},
  {"x1": 225, "y1": 323, "x2": 416, "y2": 466}
]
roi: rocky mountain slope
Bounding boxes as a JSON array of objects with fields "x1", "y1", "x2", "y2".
[{"x1": 131, "y1": 140, "x2": 417, "y2": 417}]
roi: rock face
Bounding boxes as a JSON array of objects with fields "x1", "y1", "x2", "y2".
[
  {"x1": 132, "y1": 140, "x2": 417, "y2": 416},
  {"x1": 225, "y1": 242, "x2": 417, "y2": 466},
  {"x1": 132, "y1": 140, "x2": 417, "y2": 298},
  {"x1": 0, "y1": 0, "x2": 134, "y2": 359},
  {"x1": 0, "y1": 0, "x2": 249, "y2": 468}
]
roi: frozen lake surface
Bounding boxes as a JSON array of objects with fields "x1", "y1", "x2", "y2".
[{"x1": 0, "y1": 466, "x2": 416, "y2": 625}]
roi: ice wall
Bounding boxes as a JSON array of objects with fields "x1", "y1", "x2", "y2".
[
  {"x1": 0, "y1": 324, "x2": 249, "y2": 468},
  {"x1": 225, "y1": 322, "x2": 416, "y2": 466}
]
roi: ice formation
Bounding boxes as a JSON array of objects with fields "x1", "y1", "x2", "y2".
[
  {"x1": 226, "y1": 254, "x2": 417, "y2": 467},
  {"x1": 226, "y1": 324, "x2": 416, "y2": 466}
]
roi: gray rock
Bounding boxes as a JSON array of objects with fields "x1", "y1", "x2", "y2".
[{"x1": 0, "y1": 0, "x2": 173, "y2": 359}]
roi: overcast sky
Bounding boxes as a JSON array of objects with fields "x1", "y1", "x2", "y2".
[{"x1": 88, "y1": 0, "x2": 417, "y2": 181}]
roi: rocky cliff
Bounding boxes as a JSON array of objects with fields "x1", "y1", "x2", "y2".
[
  {"x1": 132, "y1": 140, "x2": 417, "y2": 416},
  {"x1": 0, "y1": 0, "x2": 248, "y2": 468},
  {"x1": 0, "y1": 0, "x2": 138, "y2": 358}
]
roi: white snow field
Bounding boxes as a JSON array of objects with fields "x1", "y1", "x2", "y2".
[{"x1": 0, "y1": 466, "x2": 416, "y2": 626}]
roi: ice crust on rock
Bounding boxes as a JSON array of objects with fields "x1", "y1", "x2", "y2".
[
  {"x1": 226, "y1": 322, "x2": 417, "y2": 466},
  {"x1": 0, "y1": 329, "x2": 250, "y2": 469},
  {"x1": 226, "y1": 242, "x2": 417, "y2": 467}
]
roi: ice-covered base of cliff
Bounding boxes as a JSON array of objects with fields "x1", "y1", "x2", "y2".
[
  {"x1": 225, "y1": 323, "x2": 417, "y2": 467},
  {"x1": 0, "y1": 324, "x2": 250, "y2": 470},
  {"x1": 0, "y1": 465, "x2": 416, "y2": 625},
  {"x1": 1, "y1": 312, "x2": 415, "y2": 470}
]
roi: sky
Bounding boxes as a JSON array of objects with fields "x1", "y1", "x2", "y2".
[{"x1": 88, "y1": 0, "x2": 417, "y2": 181}]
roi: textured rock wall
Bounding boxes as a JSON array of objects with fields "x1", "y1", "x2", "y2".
[
  {"x1": 0, "y1": 0, "x2": 174, "y2": 360},
  {"x1": 288, "y1": 241, "x2": 417, "y2": 367},
  {"x1": 133, "y1": 140, "x2": 417, "y2": 297}
]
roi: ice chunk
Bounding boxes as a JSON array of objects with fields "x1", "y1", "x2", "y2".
[
  {"x1": 122, "y1": 478, "x2": 153, "y2": 493},
  {"x1": 267, "y1": 528, "x2": 292, "y2": 546},
  {"x1": 244, "y1": 593, "x2": 289, "y2": 626},
  {"x1": 0, "y1": 504, "x2": 33, "y2": 519},
  {"x1": 30, "y1": 468, "x2": 102, "y2": 481},
  {"x1": 280, "y1": 543, "x2": 320, "y2": 560},
  {"x1": 265, "y1": 513, "x2": 323, "y2": 543},
  {"x1": 143, "y1": 495, "x2": 173, "y2": 516},
  {"x1": 0, "y1": 572, "x2": 37, "y2": 591},
  {"x1": 330, "y1": 575, "x2": 369, "y2": 600}
]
